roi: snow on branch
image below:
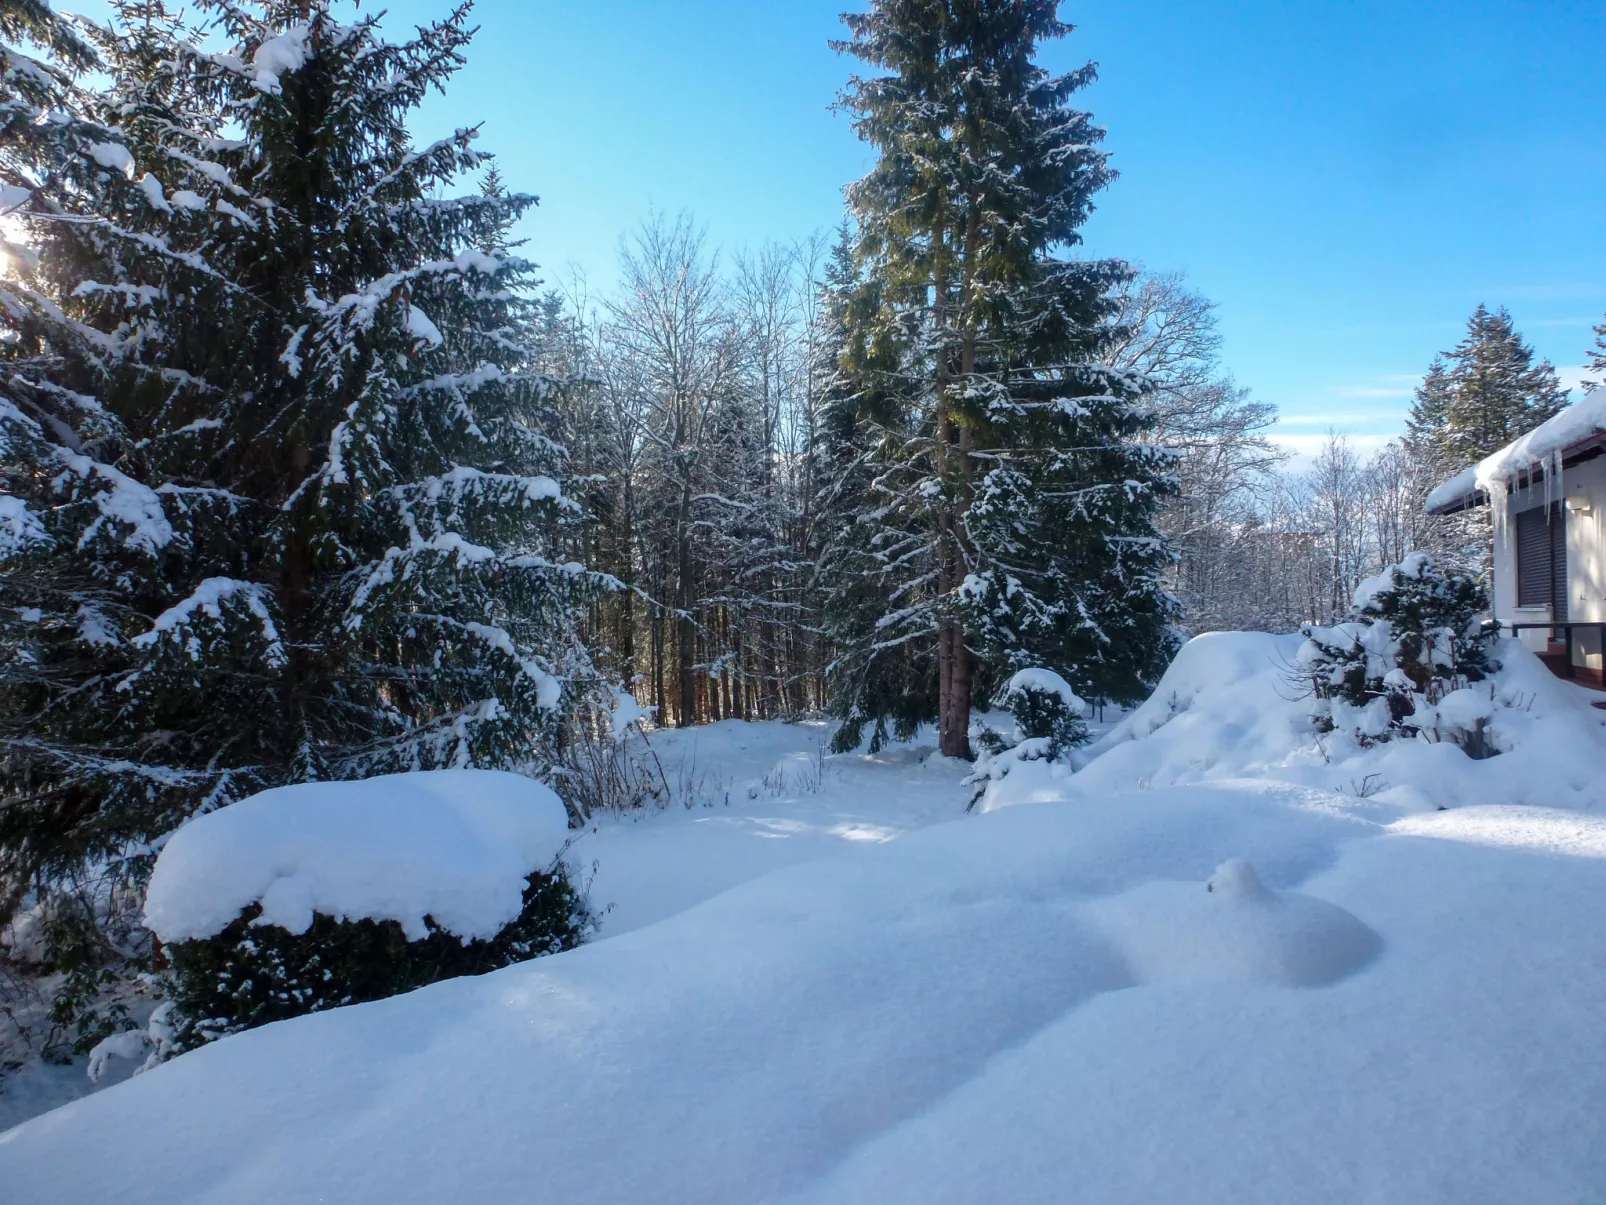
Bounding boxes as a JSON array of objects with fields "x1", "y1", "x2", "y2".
[
  {"x1": 0, "y1": 494, "x2": 50, "y2": 555},
  {"x1": 132, "y1": 577, "x2": 286, "y2": 667},
  {"x1": 52, "y1": 449, "x2": 173, "y2": 553}
]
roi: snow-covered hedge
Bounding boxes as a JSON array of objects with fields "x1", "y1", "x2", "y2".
[{"x1": 133, "y1": 771, "x2": 589, "y2": 1055}]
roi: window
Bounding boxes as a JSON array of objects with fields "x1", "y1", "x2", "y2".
[{"x1": 1515, "y1": 502, "x2": 1567, "y2": 620}]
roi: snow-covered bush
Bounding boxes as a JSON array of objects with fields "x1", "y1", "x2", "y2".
[
  {"x1": 163, "y1": 867, "x2": 586, "y2": 1053},
  {"x1": 968, "y1": 669, "x2": 1090, "y2": 807},
  {"x1": 989, "y1": 669, "x2": 1090, "y2": 761},
  {"x1": 138, "y1": 771, "x2": 590, "y2": 1055},
  {"x1": 1298, "y1": 553, "x2": 1497, "y2": 750}
]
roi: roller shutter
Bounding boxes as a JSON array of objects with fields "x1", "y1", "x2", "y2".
[{"x1": 1515, "y1": 502, "x2": 1567, "y2": 620}]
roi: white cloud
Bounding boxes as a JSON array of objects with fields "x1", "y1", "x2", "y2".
[
  {"x1": 1268, "y1": 432, "x2": 1397, "y2": 476},
  {"x1": 1268, "y1": 433, "x2": 1395, "y2": 458},
  {"x1": 1276, "y1": 412, "x2": 1407, "y2": 428},
  {"x1": 1329, "y1": 385, "x2": 1415, "y2": 398},
  {"x1": 1558, "y1": 364, "x2": 1596, "y2": 393}
]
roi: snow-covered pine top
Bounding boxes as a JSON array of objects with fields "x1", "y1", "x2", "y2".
[
  {"x1": 1427, "y1": 391, "x2": 1606, "y2": 512},
  {"x1": 143, "y1": 770, "x2": 571, "y2": 944},
  {"x1": 1000, "y1": 668, "x2": 1085, "y2": 712},
  {"x1": 1350, "y1": 551, "x2": 1433, "y2": 613}
]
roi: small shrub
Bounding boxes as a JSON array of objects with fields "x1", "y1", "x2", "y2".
[
  {"x1": 967, "y1": 668, "x2": 1090, "y2": 809},
  {"x1": 997, "y1": 669, "x2": 1090, "y2": 760},
  {"x1": 1298, "y1": 552, "x2": 1498, "y2": 749},
  {"x1": 165, "y1": 865, "x2": 589, "y2": 1052}
]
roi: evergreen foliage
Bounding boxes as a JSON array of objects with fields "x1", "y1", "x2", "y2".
[
  {"x1": 1, "y1": 0, "x2": 603, "y2": 1034},
  {"x1": 1299, "y1": 553, "x2": 1496, "y2": 747},
  {"x1": 1407, "y1": 305, "x2": 1568, "y2": 470},
  {"x1": 824, "y1": 0, "x2": 1178, "y2": 759},
  {"x1": 164, "y1": 865, "x2": 589, "y2": 1052},
  {"x1": 993, "y1": 670, "x2": 1088, "y2": 760},
  {"x1": 813, "y1": 220, "x2": 940, "y2": 753},
  {"x1": 1585, "y1": 316, "x2": 1605, "y2": 394},
  {"x1": 1404, "y1": 358, "x2": 1452, "y2": 463}
]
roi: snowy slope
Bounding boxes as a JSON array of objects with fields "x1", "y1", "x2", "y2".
[
  {"x1": 0, "y1": 721, "x2": 971, "y2": 1130},
  {"x1": 6, "y1": 657, "x2": 1606, "y2": 1202},
  {"x1": 982, "y1": 630, "x2": 1606, "y2": 814},
  {"x1": 5, "y1": 780, "x2": 1606, "y2": 1201}
]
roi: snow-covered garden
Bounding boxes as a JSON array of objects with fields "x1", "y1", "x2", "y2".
[
  {"x1": 4, "y1": 0, "x2": 1605, "y2": 1200},
  {"x1": 5, "y1": 618, "x2": 1606, "y2": 1202}
]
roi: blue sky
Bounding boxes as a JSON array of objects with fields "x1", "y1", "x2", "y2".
[{"x1": 83, "y1": 1, "x2": 1606, "y2": 457}]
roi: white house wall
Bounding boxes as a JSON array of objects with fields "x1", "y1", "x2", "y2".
[{"x1": 1493, "y1": 457, "x2": 1606, "y2": 668}]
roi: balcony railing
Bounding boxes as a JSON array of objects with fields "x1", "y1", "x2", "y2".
[{"x1": 1507, "y1": 621, "x2": 1606, "y2": 688}]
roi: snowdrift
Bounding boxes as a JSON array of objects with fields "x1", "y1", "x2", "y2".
[
  {"x1": 6, "y1": 779, "x2": 1606, "y2": 1202},
  {"x1": 982, "y1": 631, "x2": 1606, "y2": 814},
  {"x1": 6, "y1": 644, "x2": 1606, "y2": 1202}
]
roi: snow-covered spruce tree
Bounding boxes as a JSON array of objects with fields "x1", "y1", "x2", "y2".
[
  {"x1": 828, "y1": 0, "x2": 1178, "y2": 758},
  {"x1": 1, "y1": 1, "x2": 603, "y2": 1050},
  {"x1": 986, "y1": 668, "x2": 1088, "y2": 759},
  {"x1": 0, "y1": 0, "x2": 245, "y2": 1051},
  {"x1": 1411, "y1": 306, "x2": 1568, "y2": 471},
  {"x1": 965, "y1": 665, "x2": 1088, "y2": 806},
  {"x1": 1297, "y1": 553, "x2": 1496, "y2": 749},
  {"x1": 1586, "y1": 315, "x2": 1606, "y2": 393},
  {"x1": 1404, "y1": 310, "x2": 1566, "y2": 580},
  {"x1": 812, "y1": 220, "x2": 941, "y2": 752}
]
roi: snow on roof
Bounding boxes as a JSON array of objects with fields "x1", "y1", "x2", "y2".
[
  {"x1": 1426, "y1": 391, "x2": 1606, "y2": 514},
  {"x1": 1423, "y1": 465, "x2": 1481, "y2": 515},
  {"x1": 143, "y1": 770, "x2": 572, "y2": 944}
]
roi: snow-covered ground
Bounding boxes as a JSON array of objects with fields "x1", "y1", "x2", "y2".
[
  {"x1": 571, "y1": 718, "x2": 973, "y2": 936},
  {"x1": 0, "y1": 720, "x2": 976, "y2": 1130},
  {"x1": 5, "y1": 641, "x2": 1606, "y2": 1202}
]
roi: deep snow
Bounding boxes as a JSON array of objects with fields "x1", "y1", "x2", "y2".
[
  {"x1": 144, "y1": 769, "x2": 572, "y2": 944},
  {"x1": 4, "y1": 639, "x2": 1606, "y2": 1203},
  {"x1": 572, "y1": 719, "x2": 972, "y2": 935},
  {"x1": 986, "y1": 630, "x2": 1606, "y2": 815}
]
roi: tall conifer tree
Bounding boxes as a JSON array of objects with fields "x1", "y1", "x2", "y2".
[
  {"x1": 1405, "y1": 357, "x2": 1452, "y2": 464},
  {"x1": 1, "y1": 0, "x2": 602, "y2": 1036},
  {"x1": 1415, "y1": 305, "x2": 1568, "y2": 467},
  {"x1": 827, "y1": 0, "x2": 1176, "y2": 758}
]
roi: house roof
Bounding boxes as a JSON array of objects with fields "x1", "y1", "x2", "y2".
[{"x1": 1425, "y1": 391, "x2": 1606, "y2": 516}]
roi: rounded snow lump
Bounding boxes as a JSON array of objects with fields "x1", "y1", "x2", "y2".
[{"x1": 1090, "y1": 859, "x2": 1380, "y2": 988}]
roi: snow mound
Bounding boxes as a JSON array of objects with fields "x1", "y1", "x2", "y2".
[
  {"x1": 1432, "y1": 686, "x2": 1493, "y2": 733},
  {"x1": 8, "y1": 784, "x2": 1606, "y2": 1203},
  {"x1": 142, "y1": 770, "x2": 571, "y2": 943},
  {"x1": 1091, "y1": 859, "x2": 1380, "y2": 988},
  {"x1": 982, "y1": 630, "x2": 1606, "y2": 814}
]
